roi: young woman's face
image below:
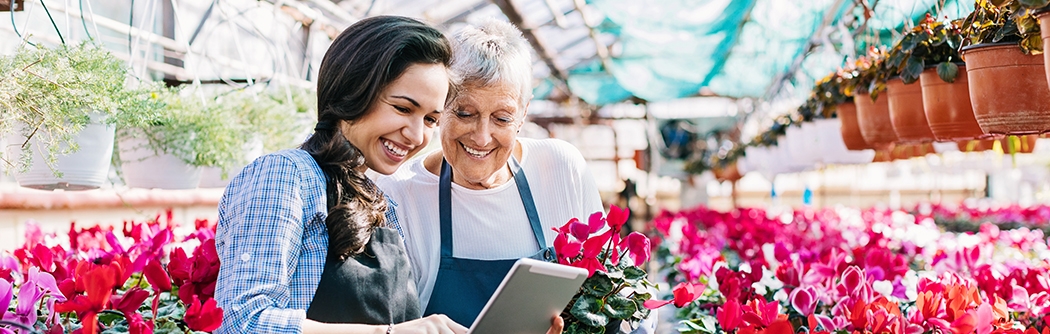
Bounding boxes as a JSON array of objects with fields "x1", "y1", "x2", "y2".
[
  {"x1": 440, "y1": 82, "x2": 526, "y2": 189},
  {"x1": 343, "y1": 63, "x2": 449, "y2": 175}
]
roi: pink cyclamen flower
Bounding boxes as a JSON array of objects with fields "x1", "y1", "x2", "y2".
[
  {"x1": 620, "y1": 232, "x2": 651, "y2": 266},
  {"x1": 790, "y1": 286, "x2": 817, "y2": 315}
]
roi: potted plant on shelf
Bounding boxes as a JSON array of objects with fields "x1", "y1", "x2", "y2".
[
  {"x1": 842, "y1": 50, "x2": 898, "y2": 150},
  {"x1": 0, "y1": 42, "x2": 158, "y2": 190},
  {"x1": 960, "y1": 0, "x2": 1050, "y2": 135},
  {"x1": 885, "y1": 14, "x2": 954, "y2": 143},
  {"x1": 114, "y1": 85, "x2": 249, "y2": 189}
]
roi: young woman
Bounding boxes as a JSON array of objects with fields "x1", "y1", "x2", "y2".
[{"x1": 214, "y1": 16, "x2": 466, "y2": 334}]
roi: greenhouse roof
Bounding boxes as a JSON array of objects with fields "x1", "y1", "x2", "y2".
[{"x1": 380, "y1": 0, "x2": 976, "y2": 105}]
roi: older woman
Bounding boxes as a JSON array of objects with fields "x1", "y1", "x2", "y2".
[{"x1": 376, "y1": 20, "x2": 654, "y2": 333}]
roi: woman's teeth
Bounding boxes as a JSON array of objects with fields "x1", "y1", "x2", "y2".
[
  {"x1": 383, "y1": 140, "x2": 408, "y2": 157},
  {"x1": 462, "y1": 144, "x2": 492, "y2": 158}
]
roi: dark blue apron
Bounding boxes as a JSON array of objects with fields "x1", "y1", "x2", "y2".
[{"x1": 423, "y1": 157, "x2": 556, "y2": 327}]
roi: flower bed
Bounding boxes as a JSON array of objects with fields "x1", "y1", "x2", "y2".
[
  {"x1": 652, "y1": 204, "x2": 1050, "y2": 333},
  {"x1": 1, "y1": 211, "x2": 221, "y2": 334}
]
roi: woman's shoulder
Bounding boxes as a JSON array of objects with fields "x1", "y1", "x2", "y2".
[{"x1": 374, "y1": 156, "x2": 435, "y2": 190}]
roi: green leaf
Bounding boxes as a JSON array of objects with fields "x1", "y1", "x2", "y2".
[
  {"x1": 604, "y1": 269, "x2": 624, "y2": 280},
  {"x1": 631, "y1": 299, "x2": 652, "y2": 319},
  {"x1": 622, "y1": 266, "x2": 647, "y2": 281},
  {"x1": 901, "y1": 57, "x2": 925, "y2": 84},
  {"x1": 937, "y1": 62, "x2": 960, "y2": 83},
  {"x1": 571, "y1": 297, "x2": 611, "y2": 327},
  {"x1": 901, "y1": 33, "x2": 921, "y2": 52},
  {"x1": 603, "y1": 295, "x2": 637, "y2": 320},
  {"x1": 583, "y1": 272, "x2": 615, "y2": 297}
]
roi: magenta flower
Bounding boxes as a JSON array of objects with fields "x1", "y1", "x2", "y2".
[
  {"x1": 0, "y1": 279, "x2": 11, "y2": 320},
  {"x1": 620, "y1": 232, "x2": 651, "y2": 266},
  {"x1": 790, "y1": 286, "x2": 817, "y2": 315}
]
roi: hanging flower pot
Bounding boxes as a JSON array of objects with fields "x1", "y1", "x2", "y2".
[
  {"x1": 836, "y1": 102, "x2": 870, "y2": 150},
  {"x1": 887, "y1": 77, "x2": 935, "y2": 143},
  {"x1": 4, "y1": 112, "x2": 115, "y2": 190},
  {"x1": 855, "y1": 93, "x2": 898, "y2": 150},
  {"x1": 961, "y1": 43, "x2": 1050, "y2": 135},
  {"x1": 118, "y1": 128, "x2": 202, "y2": 189},
  {"x1": 712, "y1": 162, "x2": 742, "y2": 183},
  {"x1": 956, "y1": 139, "x2": 995, "y2": 152},
  {"x1": 921, "y1": 64, "x2": 985, "y2": 141},
  {"x1": 1000, "y1": 135, "x2": 1038, "y2": 154}
]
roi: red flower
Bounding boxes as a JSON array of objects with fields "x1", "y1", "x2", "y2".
[
  {"x1": 143, "y1": 258, "x2": 172, "y2": 292},
  {"x1": 642, "y1": 282, "x2": 704, "y2": 309},
  {"x1": 716, "y1": 299, "x2": 743, "y2": 331},
  {"x1": 110, "y1": 288, "x2": 153, "y2": 334},
  {"x1": 184, "y1": 296, "x2": 223, "y2": 332},
  {"x1": 174, "y1": 239, "x2": 221, "y2": 304},
  {"x1": 742, "y1": 298, "x2": 780, "y2": 328},
  {"x1": 54, "y1": 261, "x2": 122, "y2": 334},
  {"x1": 619, "y1": 232, "x2": 651, "y2": 266}
]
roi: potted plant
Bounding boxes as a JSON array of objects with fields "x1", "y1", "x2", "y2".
[
  {"x1": 115, "y1": 85, "x2": 249, "y2": 189},
  {"x1": 1023, "y1": 0, "x2": 1050, "y2": 86},
  {"x1": 960, "y1": 0, "x2": 1050, "y2": 135},
  {"x1": 885, "y1": 14, "x2": 953, "y2": 143},
  {"x1": 843, "y1": 51, "x2": 898, "y2": 150},
  {"x1": 0, "y1": 42, "x2": 156, "y2": 190},
  {"x1": 807, "y1": 72, "x2": 877, "y2": 164},
  {"x1": 198, "y1": 88, "x2": 313, "y2": 188}
]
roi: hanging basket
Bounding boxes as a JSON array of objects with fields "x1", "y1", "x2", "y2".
[
  {"x1": 961, "y1": 43, "x2": 1050, "y2": 135},
  {"x1": 921, "y1": 64, "x2": 985, "y2": 141},
  {"x1": 4, "y1": 112, "x2": 114, "y2": 190},
  {"x1": 855, "y1": 93, "x2": 898, "y2": 150},
  {"x1": 887, "y1": 76, "x2": 935, "y2": 143},
  {"x1": 117, "y1": 128, "x2": 202, "y2": 189},
  {"x1": 836, "y1": 102, "x2": 870, "y2": 150}
]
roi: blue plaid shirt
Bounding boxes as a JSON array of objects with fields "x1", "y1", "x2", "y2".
[{"x1": 214, "y1": 149, "x2": 403, "y2": 333}]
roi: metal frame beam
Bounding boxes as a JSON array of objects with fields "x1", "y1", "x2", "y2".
[{"x1": 492, "y1": 0, "x2": 569, "y2": 83}]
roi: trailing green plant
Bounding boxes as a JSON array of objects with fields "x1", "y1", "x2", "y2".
[
  {"x1": 887, "y1": 14, "x2": 966, "y2": 84},
  {"x1": 0, "y1": 42, "x2": 159, "y2": 175},
  {"x1": 223, "y1": 88, "x2": 315, "y2": 153},
  {"x1": 961, "y1": 0, "x2": 1044, "y2": 54},
  {"x1": 117, "y1": 86, "x2": 250, "y2": 173}
]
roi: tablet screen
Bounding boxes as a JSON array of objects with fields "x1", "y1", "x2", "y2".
[{"x1": 468, "y1": 258, "x2": 588, "y2": 334}]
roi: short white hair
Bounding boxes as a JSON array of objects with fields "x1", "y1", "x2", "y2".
[{"x1": 449, "y1": 19, "x2": 533, "y2": 110}]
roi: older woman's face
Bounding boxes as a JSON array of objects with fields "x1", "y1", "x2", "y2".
[{"x1": 441, "y1": 83, "x2": 525, "y2": 188}]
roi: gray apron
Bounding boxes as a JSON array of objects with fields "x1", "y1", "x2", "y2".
[{"x1": 307, "y1": 226, "x2": 421, "y2": 324}]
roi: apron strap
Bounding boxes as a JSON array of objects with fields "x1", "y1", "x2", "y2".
[
  {"x1": 508, "y1": 157, "x2": 545, "y2": 247},
  {"x1": 439, "y1": 159, "x2": 455, "y2": 258},
  {"x1": 438, "y1": 157, "x2": 546, "y2": 258}
]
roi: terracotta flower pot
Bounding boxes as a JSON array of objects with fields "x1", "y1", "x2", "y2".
[
  {"x1": 921, "y1": 64, "x2": 985, "y2": 141},
  {"x1": 854, "y1": 93, "x2": 898, "y2": 150},
  {"x1": 961, "y1": 43, "x2": 1050, "y2": 135},
  {"x1": 837, "y1": 102, "x2": 869, "y2": 150},
  {"x1": 887, "y1": 76, "x2": 935, "y2": 143}
]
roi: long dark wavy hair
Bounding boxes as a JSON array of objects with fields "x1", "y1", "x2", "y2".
[{"x1": 303, "y1": 16, "x2": 453, "y2": 260}]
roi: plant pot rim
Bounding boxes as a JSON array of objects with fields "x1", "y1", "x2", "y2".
[
  {"x1": 1032, "y1": 5, "x2": 1050, "y2": 17},
  {"x1": 960, "y1": 42, "x2": 1023, "y2": 54}
]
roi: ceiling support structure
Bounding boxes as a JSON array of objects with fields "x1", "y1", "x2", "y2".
[
  {"x1": 492, "y1": 0, "x2": 570, "y2": 84},
  {"x1": 762, "y1": 0, "x2": 849, "y2": 101},
  {"x1": 571, "y1": 0, "x2": 614, "y2": 78}
]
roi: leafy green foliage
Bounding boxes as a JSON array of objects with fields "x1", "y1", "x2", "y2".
[
  {"x1": 562, "y1": 251, "x2": 657, "y2": 333},
  {"x1": 961, "y1": 0, "x2": 1044, "y2": 55},
  {"x1": 841, "y1": 50, "x2": 891, "y2": 101},
  {"x1": 887, "y1": 15, "x2": 965, "y2": 84},
  {"x1": 0, "y1": 42, "x2": 160, "y2": 174}
]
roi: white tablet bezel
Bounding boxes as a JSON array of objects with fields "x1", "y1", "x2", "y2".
[{"x1": 467, "y1": 258, "x2": 589, "y2": 334}]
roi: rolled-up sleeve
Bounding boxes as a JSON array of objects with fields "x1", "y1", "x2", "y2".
[{"x1": 215, "y1": 154, "x2": 309, "y2": 334}]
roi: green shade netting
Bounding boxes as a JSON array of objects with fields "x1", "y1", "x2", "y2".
[{"x1": 566, "y1": 0, "x2": 975, "y2": 106}]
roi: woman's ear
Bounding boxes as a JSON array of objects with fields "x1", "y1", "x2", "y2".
[{"x1": 517, "y1": 101, "x2": 531, "y2": 133}]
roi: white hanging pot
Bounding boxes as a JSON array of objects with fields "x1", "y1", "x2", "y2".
[
  {"x1": 815, "y1": 119, "x2": 875, "y2": 165},
  {"x1": 735, "y1": 155, "x2": 751, "y2": 176},
  {"x1": 777, "y1": 135, "x2": 811, "y2": 173},
  {"x1": 5, "y1": 112, "x2": 115, "y2": 190},
  {"x1": 199, "y1": 135, "x2": 265, "y2": 188},
  {"x1": 117, "y1": 128, "x2": 201, "y2": 189}
]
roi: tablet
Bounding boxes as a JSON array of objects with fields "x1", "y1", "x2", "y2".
[{"x1": 468, "y1": 258, "x2": 589, "y2": 334}]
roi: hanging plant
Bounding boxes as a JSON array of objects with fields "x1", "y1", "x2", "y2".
[
  {"x1": 961, "y1": 0, "x2": 1043, "y2": 54},
  {"x1": 886, "y1": 14, "x2": 966, "y2": 84},
  {"x1": 840, "y1": 49, "x2": 891, "y2": 102}
]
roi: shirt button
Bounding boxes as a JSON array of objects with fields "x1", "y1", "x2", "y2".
[{"x1": 240, "y1": 253, "x2": 251, "y2": 262}]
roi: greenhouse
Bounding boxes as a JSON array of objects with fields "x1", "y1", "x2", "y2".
[{"x1": 2, "y1": 0, "x2": 1050, "y2": 332}]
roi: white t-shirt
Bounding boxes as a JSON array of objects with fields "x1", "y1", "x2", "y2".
[{"x1": 375, "y1": 137, "x2": 604, "y2": 310}]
